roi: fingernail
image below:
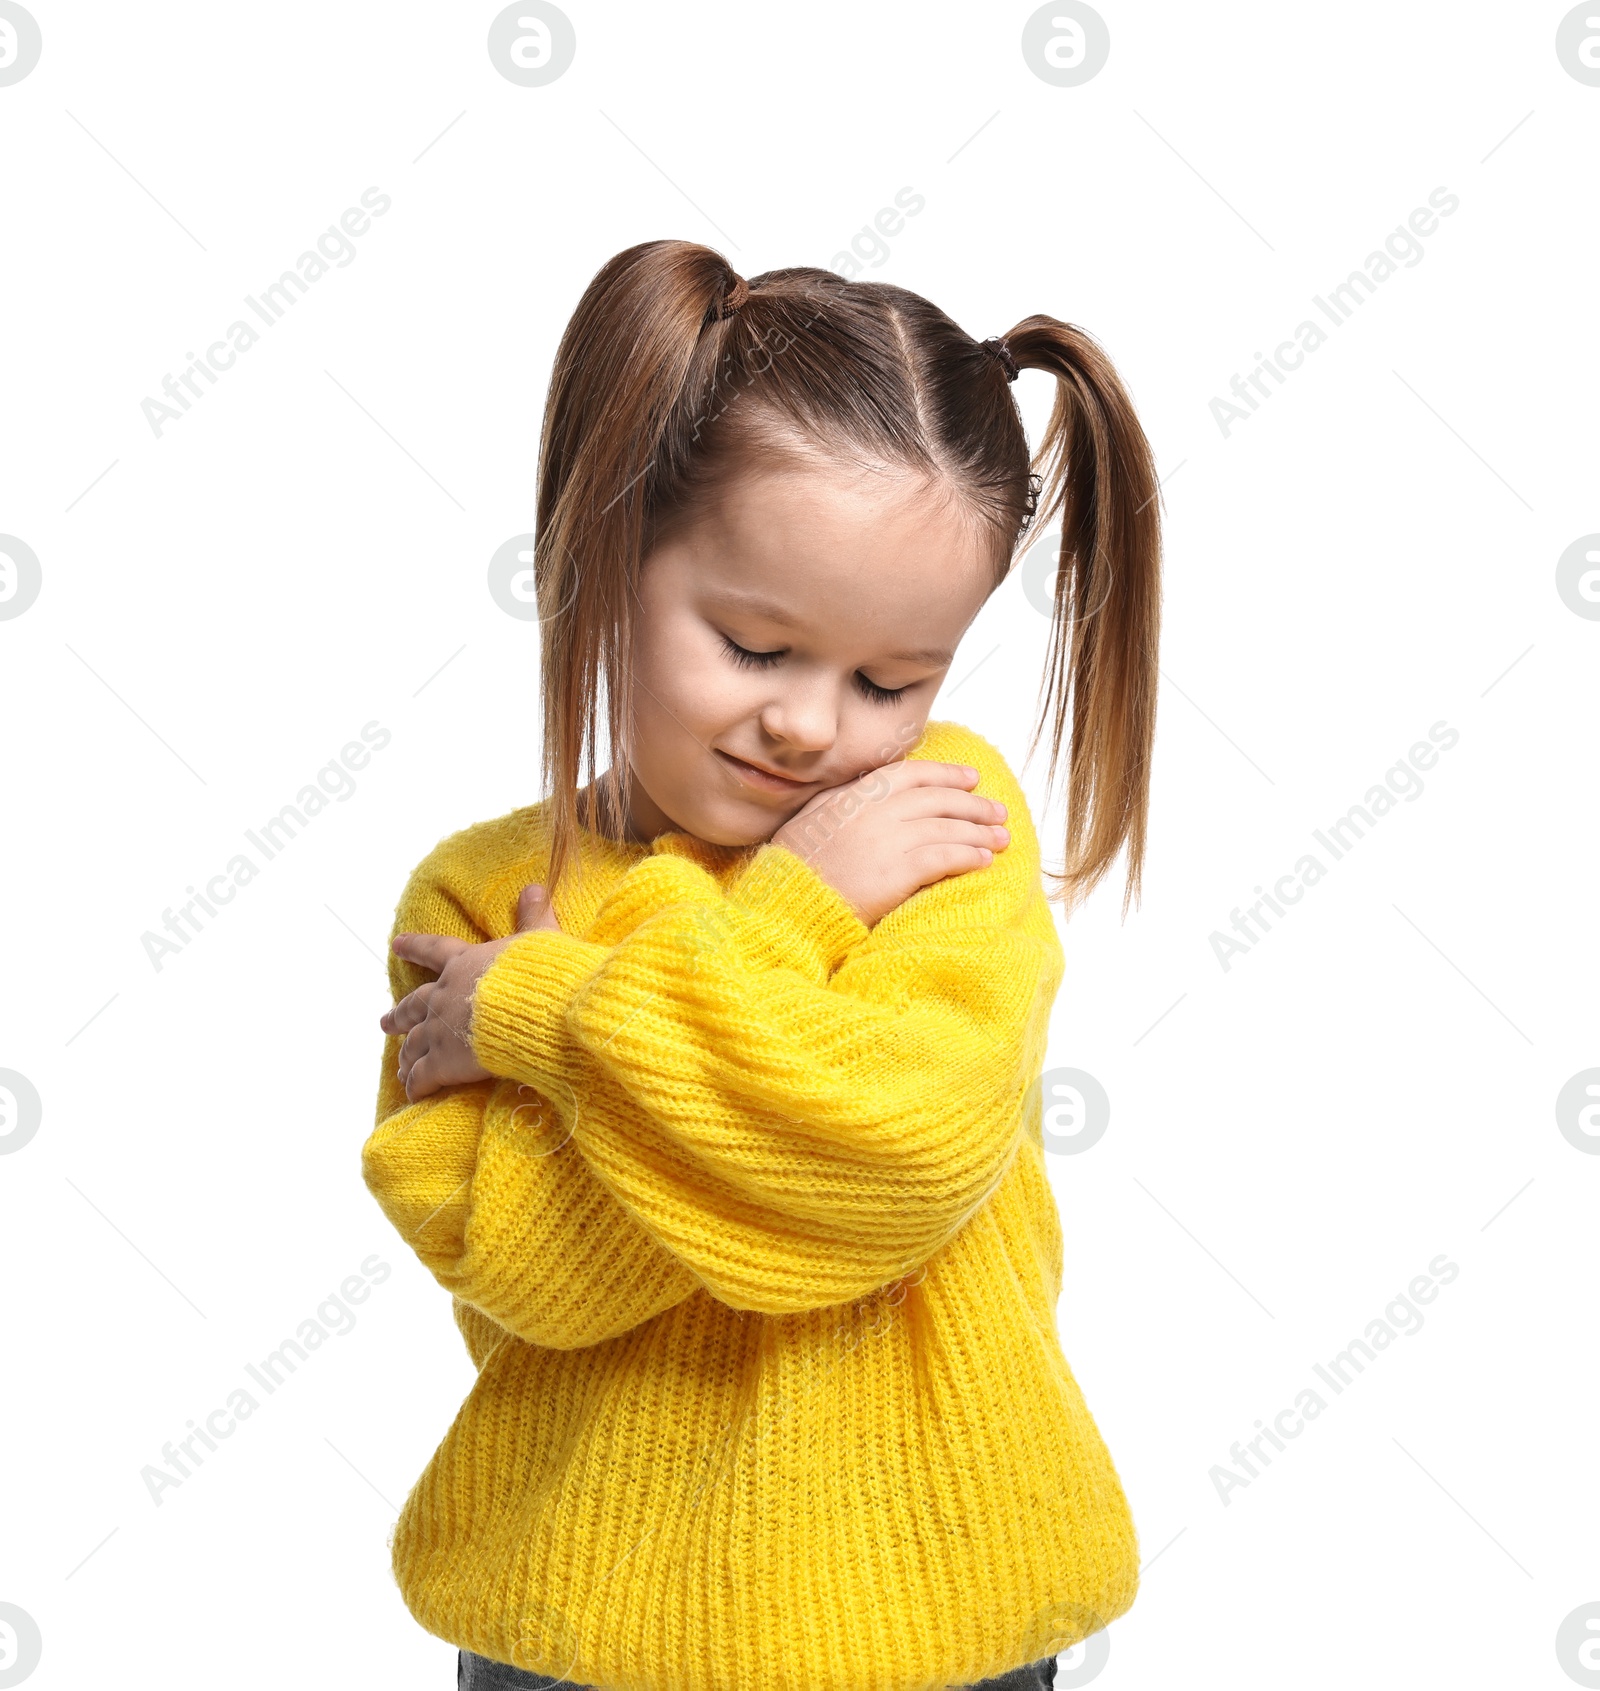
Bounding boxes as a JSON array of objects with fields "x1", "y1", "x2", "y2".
[{"x1": 993, "y1": 826, "x2": 1010, "y2": 842}]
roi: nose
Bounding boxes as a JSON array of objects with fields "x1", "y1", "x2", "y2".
[{"x1": 757, "y1": 673, "x2": 838, "y2": 754}]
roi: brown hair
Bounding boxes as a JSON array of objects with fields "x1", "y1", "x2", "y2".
[{"x1": 534, "y1": 239, "x2": 1161, "y2": 913}]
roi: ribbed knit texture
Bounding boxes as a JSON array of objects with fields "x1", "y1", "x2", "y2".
[{"x1": 362, "y1": 720, "x2": 1139, "y2": 1691}]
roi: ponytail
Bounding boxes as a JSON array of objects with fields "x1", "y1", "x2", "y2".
[
  {"x1": 1004, "y1": 317, "x2": 1162, "y2": 916},
  {"x1": 535, "y1": 241, "x2": 743, "y2": 902}
]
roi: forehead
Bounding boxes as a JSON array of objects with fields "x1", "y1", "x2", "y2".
[{"x1": 661, "y1": 455, "x2": 998, "y2": 647}]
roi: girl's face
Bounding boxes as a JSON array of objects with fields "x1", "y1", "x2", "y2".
[{"x1": 619, "y1": 454, "x2": 997, "y2": 847}]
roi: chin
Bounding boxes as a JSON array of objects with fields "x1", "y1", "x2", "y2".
[
  {"x1": 676, "y1": 797, "x2": 795, "y2": 849},
  {"x1": 695, "y1": 813, "x2": 785, "y2": 848}
]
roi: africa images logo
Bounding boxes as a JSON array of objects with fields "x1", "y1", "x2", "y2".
[{"x1": 0, "y1": 2, "x2": 42, "y2": 86}]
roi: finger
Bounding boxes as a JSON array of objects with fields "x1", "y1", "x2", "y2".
[
  {"x1": 391, "y1": 932, "x2": 468, "y2": 976},
  {"x1": 867, "y1": 759, "x2": 981, "y2": 793},
  {"x1": 380, "y1": 984, "x2": 434, "y2": 1036},
  {"x1": 798, "y1": 760, "x2": 985, "y2": 826},
  {"x1": 515, "y1": 884, "x2": 561, "y2": 933},
  {"x1": 405, "y1": 1055, "x2": 439, "y2": 1103},
  {"x1": 901, "y1": 817, "x2": 1011, "y2": 854},
  {"x1": 890, "y1": 787, "x2": 1008, "y2": 824},
  {"x1": 904, "y1": 841, "x2": 997, "y2": 888},
  {"x1": 515, "y1": 884, "x2": 549, "y2": 930},
  {"x1": 398, "y1": 1022, "x2": 432, "y2": 1080},
  {"x1": 407, "y1": 1044, "x2": 483, "y2": 1103}
]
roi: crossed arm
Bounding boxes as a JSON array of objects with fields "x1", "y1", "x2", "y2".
[{"x1": 360, "y1": 743, "x2": 1063, "y2": 1350}]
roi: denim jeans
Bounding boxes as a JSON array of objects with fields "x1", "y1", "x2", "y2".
[{"x1": 457, "y1": 1647, "x2": 1059, "y2": 1690}]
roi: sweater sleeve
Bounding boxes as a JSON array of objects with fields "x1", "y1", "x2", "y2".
[
  {"x1": 467, "y1": 730, "x2": 1065, "y2": 1316},
  {"x1": 360, "y1": 848, "x2": 701, "y2": 1351}
]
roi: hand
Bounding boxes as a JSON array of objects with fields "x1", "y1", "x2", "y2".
[
  {"x1": 381, "y1": 883, "x2": 561, "y2": 1102},
  {"x1": 771, "y1": 759, "x2": 1010, "y2": 927}
]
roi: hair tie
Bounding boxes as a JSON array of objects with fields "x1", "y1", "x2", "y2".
[
  {"x1": 981, "y1": 336, "x2": 1019, "y2": 382},
  {"x1": 716, "y1": 274, "x2": 750, "y2": 320}
]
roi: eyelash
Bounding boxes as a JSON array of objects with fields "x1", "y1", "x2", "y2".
[{"x1": 719, "y1": 635, "x2": 909, "y2": 704}]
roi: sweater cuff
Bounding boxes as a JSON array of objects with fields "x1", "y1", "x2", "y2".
[
  {"x1": 469, "y1": 931, "x2": 611, "y2": 1084},
  {"x1": 723, "y1": 842, "x2": 870, "y2": 978}
]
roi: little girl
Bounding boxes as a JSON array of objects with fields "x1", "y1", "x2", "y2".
[{"x1": 362, "y1": 240, "x2": 1161, "y2": 1691}]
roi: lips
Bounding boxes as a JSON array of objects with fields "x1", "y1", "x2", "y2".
[{"x1": 714, "y1": 748, "x2": 816, "y2": 793}]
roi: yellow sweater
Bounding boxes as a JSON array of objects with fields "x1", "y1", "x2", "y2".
[{"x1": 361, "y1": 720, "x2": 1139, "y2": 1691}]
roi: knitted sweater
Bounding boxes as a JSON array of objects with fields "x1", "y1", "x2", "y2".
[{"x1": 361, "y1": 719, "x2": 1139, "y2": 1691}]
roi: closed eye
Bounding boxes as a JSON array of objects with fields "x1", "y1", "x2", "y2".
[
  {"x1": 854, "y1": 673, "x2": 908, "y2": 705},
  {"x1": 721, "y1": 633, "x2": 910, "y2": 704},
  {"x1": 720, "y1": 634, "x2": 785, "y2": 669}
]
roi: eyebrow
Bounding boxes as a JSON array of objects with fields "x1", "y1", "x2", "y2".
[{"x1": 705, "y1": 589, "x2": 955, "y2": 668}]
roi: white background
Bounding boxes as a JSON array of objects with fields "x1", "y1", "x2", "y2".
[{"x1": 2, "y1": 2, "x2": 1596, "y2": 1687}]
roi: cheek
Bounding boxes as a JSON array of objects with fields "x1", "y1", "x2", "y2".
[
  {"x1": 840, "y1": 700, "x2": 931, "y2": 776},
  {"x1": 629, "y1": 617, "x2": 739, "y2": 755}
]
